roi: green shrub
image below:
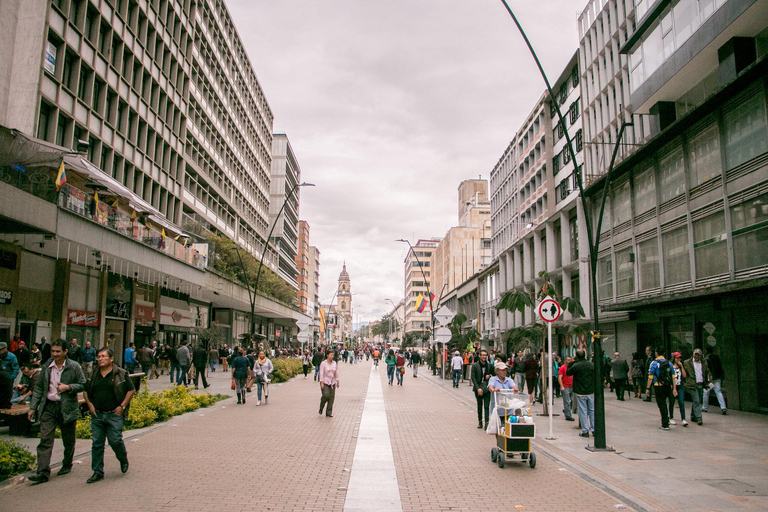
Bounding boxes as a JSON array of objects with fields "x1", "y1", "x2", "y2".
[
  {"x1": 0, "y1": 439, "x2": 36, "y2": 481},
  {"x1": 126, "y1": 398, "x2": 158, "y2": 429},
  {"x1": 270, "y1": 358, "x2": 305, "y2": 383}
]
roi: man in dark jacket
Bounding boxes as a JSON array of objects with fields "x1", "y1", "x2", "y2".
[
  {"x1": 567, "y1": 349, "x2": 595, "y2": 438},
  {"x1": 703, "y1": 346, "x2": 726, "y2": 414},
  {"x1": 83, "y1": 347, "x2": 135, "y2": 483},
  {"x1": 411, "y1": 350, "x2": 421, "y2": 377},
  {"x1": 471, "y1": 349, "x2": 493, "y2": 429},
  {"x1": 312, "y1": 348, "x2": 324, "y2": 381},
  {"x1": 611, "y1": 352, "x2": 630, "y2": 401},
  {"x1": 192, "y1": 344, "x2": 210, "y2": 389},
  {"x1": 0, "y1": 365, "x2": 12, "y2": 409},
  {"x1": 40, "y1": 336, "x2": 51, "y2": 365},
  {"x1": 27, "y1": 339, "x2": 87, "y2": 484},
  {"x1": 68, "y1": 337, "x2": 83, "y2": 364},
  {"x1": 643, "y1": 345, "x2": 654, "y2": 401}
]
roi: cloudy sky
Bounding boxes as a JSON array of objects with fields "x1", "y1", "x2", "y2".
[{"x1": 228, "y1": 0, "x2": 582, "y2": 323}]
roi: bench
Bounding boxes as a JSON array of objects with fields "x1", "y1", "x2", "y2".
[{"x1": 0, "y1": 393, "x2": 87, "y2": 437}]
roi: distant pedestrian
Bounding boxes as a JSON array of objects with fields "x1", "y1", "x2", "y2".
[
  {"x1": 138, "y1": 343, "x2": 153, "y2": 377},
  {"x1": 395, "y1": 351, "x2": 405, "y2": 386},
  {"x1": 68, "y1": 338, "x2": 82, "y2": 364},
  {"x1": 670, "y1": 352, "x2": 688, "y2": 427},
  {"x1": 451, "y1": 351, "x2": 463, "y2": 388},
  {"x1": 209, "y1": 346, "x2": 218, "y2": 372},
  {"x1": 312, "y1": 348, "x2": 324, "y2": 381},
  {"x1": 175, "y1": 341, "x2": 191, "y2": 386},
  {"x1": 646, "y1": 347, "x2": 677, "y2": 430},
  {"x1": 302, "y1": 350, "x2": 311, "y2": 378},
  {"x1": 81, "y1": 341, "x2": 96, "y2": 376},
  {"x1": 523, "y1": 354, "x2": 539, "y2": 405},
  {"x1": 0, "y1": 365, "x2": 12, "y2": 409},
  {"x1": 512, "y1": 350, "x2": 525, "y2": 392},
  {"x1": 123, "y1": 342, "x2": 136, "y2": 374},
  {"x1": 0, "y1": 342, "x2": 20, "y2": 380},
  {"x1": 27, "y1": 339, "x2": 86, "y2": 484},
  {"x1": 231, "y1": 348, "x2": 250, "y2": 404},
  {"x1": 83, "y1": 348, "x2": 135, "y2": 483},
  {"x1": 703, "y1": 346, "x2": 726, "y2": 415},
  {"x1": 567, "y1": 349, "x2": 595, "y2": 438},
  {"x1": 683, "y1": 349, "x2": 709, "y2": 426},
  {"x1": 630, "y1": 352, "x2": 645, "y2": 398},
  {"x1": 385, "y1": 349, "x2": 397, "y2": 386},
  {"x1": 40, "y1": 336, "x2": 51, "y2": 365},
  {"x1": 411, "y1": 349, "x2": 421, "y2": 377},
  {"x1": 253, "y1": 351, "x2": 273, "y2": 405},
  {"x1": 29, "y1": 342, "x2": 42, "y2": 365},
  {"x1": 192, "y1": 344, "x2": 210, "y2": 390},
  {"x1": 611, "y1": 352, "x2": 629, "y2": 401},
  {"x1": 14, "y1": 341, "x2": 30, "y2": 368},
  {"x1": 643, "y1": 346, "x2": 654, "y2": 401},
  {"x1": 558, "y1": 356, "x2": 575, "y2": 421},
  {"x1": 318, "y1": 349, "x2": 339, "y2": 417},
  {"x1": 471, "y1": 349, "x2": 493, "y2": 429}
]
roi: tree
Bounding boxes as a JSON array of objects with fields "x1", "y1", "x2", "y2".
[{"x1": 193, "y1": 323, "x2": 225, "y2": 350}]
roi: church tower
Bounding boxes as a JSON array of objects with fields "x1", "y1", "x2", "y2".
[{"x1": 337, "y1": 263, "x2": 351, "y2": 319}]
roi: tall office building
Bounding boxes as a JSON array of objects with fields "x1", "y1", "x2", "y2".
[
  {"x1": 295, "y1": 220, "x2": 311, "y2": 313},
  {"x1": 269, "y1": 133, "x2": 300, "y2": 288},
  {"x1": 403, "y1": 238, "x2": 440, "y2": 336}
]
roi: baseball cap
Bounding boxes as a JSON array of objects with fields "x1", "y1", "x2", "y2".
[
  {"x1": 495, "y1": 362, "x2": 508, "y2": 370},
  {"x1": 0, "y1": 342, "x2": 7, "y2": 350}
]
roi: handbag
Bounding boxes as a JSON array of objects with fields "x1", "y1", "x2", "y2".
[
  {"x1": 400, "y1": 367, "x2": 405, "y2": 375},
  {"x1": 230, "y1": 378, "x2": 235, "y2": 390}
]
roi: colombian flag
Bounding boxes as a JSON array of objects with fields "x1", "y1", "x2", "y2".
[
  {"x1": 319, "y1": 307, "x2": 326, "y2": 331},
  {"x1": 55, "y1": 161, "x2": 67, "y2": 191},
  {"x1": 415, "y1": 293, "x2": 436, "y2": 313},
  {"x1": 161, "y1": 228, "x2": 167, "y2": 249}
]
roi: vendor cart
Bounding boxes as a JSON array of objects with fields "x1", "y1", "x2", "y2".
[{"x1": 489, "y1": 390, "x2": 536, "y2": 469}]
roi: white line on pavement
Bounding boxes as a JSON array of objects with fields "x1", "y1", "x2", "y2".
[{"x1": 343, "y1": 365, "x2": 403, "y2": 512}]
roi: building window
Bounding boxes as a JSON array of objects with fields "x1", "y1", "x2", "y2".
[
  {"x1": 571, "y1": 65, "x2": 579, "y2": 87},
  {"x1": 638, "y1": 238, "x2": 660, "y2": 290},
  {"x1": 37, "y1": 102, "x2": 53, "y2": 141},
  {"x1": 633, "y1": 165, "x2": 656, "y2": 215},
  {"x1": 730, "y1": 192, "x2": 768, "y2": 271},
  {"x1": 575, "y1": 129, "x2": 583, "y2": 152},
  {"x1": 658, "y1": 144, "x2": 685, "y2": 203},
  {"x1": 688, "y1": 122, "x2": 721, "y2": 188},
  {"x1": 723, "y1": 92, "x2": 768, "y2": 170},
  {"x1": 597, "y1": 255, "x2": 613, "y2": 300},
  {"x1": 569, "y1": 215, "x2": 579, "y2": 262},
  {"x1": 612, "y1": 181, "x2": 631, "y2": 227},
  {"x1": 615, "y1": 247, "x2": 635, "y2": 296},
  {"x1": 693, "y1": 211, "x2": 728, "y2": 278},
  {"x1": 662, "y1": 226, "x2": 690, "y2": 285}
]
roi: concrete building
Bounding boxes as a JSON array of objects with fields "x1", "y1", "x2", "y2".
[
  {"x1": 308, "y1": 245, "x2": 321, "y2": 340},
  {"x1": 0, "y1": 0, "x2": 310, "y2": 354},
  {"x1": 431, "y1": 180, "x2": 492, "y2": 303},
  {"x1": 295, "y1": 220, "x2": 310, "y2": 313},
  {"x1": 403, "y1": 238, "x2": 440, "y2": 336},
  {"x1": 583, "y1": 0, "x2": 768, "y2": 412},
  {"x1": 269, "y1": 133, "x2": 300, "y2": 288}
]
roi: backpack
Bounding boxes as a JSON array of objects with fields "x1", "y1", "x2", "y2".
[{"x1": 656, "y1": 359, "x2": 673, "y2": 386}]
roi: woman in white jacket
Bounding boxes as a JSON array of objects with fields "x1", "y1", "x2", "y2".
[{"x1": 253, "y1": 351, "x2": 274, "y2": 406}]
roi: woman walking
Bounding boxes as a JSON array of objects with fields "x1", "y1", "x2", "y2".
[
  {"x1": 302, "y1": 350, "x2": 311, "y2": 378},
  {"x1": 385, "y1": 349, "x2": 397, "y2": 386},
  {"x1": 395, "y1": 350, "x2": 405, "y2": 386},
  {"x1": 523, "y1": 353, "x2": 539, "y2": 405},
  {"x1": 253, "y1": 350, "x2": 274, "y2": 406},
  {"x1": 318, "y1": 349, "x2": 339, "y2": 417},
  {"x1": 670, "y1": 352, "x2": 688, "y2": 426},
  {"x1": 231, "y1": 348, "x2": 250, "y2": 404},
  {"x1": 631, "y1": 352, "x2": 645, "y2": 398}
]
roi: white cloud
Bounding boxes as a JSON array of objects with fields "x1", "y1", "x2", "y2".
[{"x1": 228, "y1": 0, "x2": 581, "y2": 321}]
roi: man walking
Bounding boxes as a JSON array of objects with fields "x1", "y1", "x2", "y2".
[
  {"x1": 647, "y1": 347, "x2": 677, "y2": 430},
  {"x1": 471, "y1": 349, "x2": 493, "y2": 429},
  {"x1": 40, "y1": 336, "x2": 51, "y2": 364},
  {"x1": 193, "y1": 343, "x2": 210, "y2": 389},
  {"x1": 558, "y1": 356, "x2": 575, "y2": 421},
  {"x1": 83, "y1": 348, "x2": 135, "y2": 483},
  {"x1": 27, "y1": 339, "x2": 86, "y2": 484},
  {"x1": 123, "y1": 342, "x2": 137, "y2": 374},
  {"x1": 703, "y1": 346, "x2": 726, "y2": 415},
  {"x1": 567, "y1": 349, "x2": 595, "y2": 438},
  {"x1": 208, "y1": 345, "x2": 218, "y2": 373},
  {"x1": 643, "y1": 345, "x2": 654, "y2": 401},
  {"x1": 683, "y1": 348, "x2": 709, "y2": 425},
  {"x1": 411, "y1": 349, "x2": 421, "y2": 377},
  {"x1": 176, "y1": 340, "x2": 191, "y2": 386},
  {"x1": 138, "y1": 343, "x2": 153, "y2": 377},
  {"x1": 512, "y1": 350, "x2": 525, "y2": 393},
  {"x1": 81, "y1": 341, "x2": 96, "y2": 376},
  {"x1": 611, "y1": 352, "x2": 630, "y2": 401},
  {"x1": 451, "y1": 351, "x2": 463, "y2": 388},
  {"x1": 312, "y1": 347, "x2": 324, "y2": 381},
  {"x1": 68, "y1": 337, "x2": 82, "y2": 366}
]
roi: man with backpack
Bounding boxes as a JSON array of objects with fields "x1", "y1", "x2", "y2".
[{"x1": 646, "y1": 347, "x2": 677, "y2": 430}]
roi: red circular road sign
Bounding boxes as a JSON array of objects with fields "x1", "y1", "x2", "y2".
[{"x1": 537, "y1": 298, "x2": 561, "y2": 323}]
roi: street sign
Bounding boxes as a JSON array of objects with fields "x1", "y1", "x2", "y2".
[
  {"x1": 434, "y1": 306, "x2": 454, "y2": 327},
  {"x1": 433, "y1": 327, "x2": 451, "y2": 344},
  {"x1": 537, "y1": 296, "x2": 561, "y2": 323}
]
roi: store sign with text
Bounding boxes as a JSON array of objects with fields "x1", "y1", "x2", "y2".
[
  {"x1": 135, "y1": 305, "x2": 157, "y2": 321},
  {"x1": 67, "y1": 309, "x2": 99, "y2": 327},
  {"x1": 160, "y1": 305, "x2": 194, "y2": 328},
  {"x1": 0, "y1": 289, "x2": 12, "y2": 304}
]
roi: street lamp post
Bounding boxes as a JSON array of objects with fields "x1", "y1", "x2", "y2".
[
  {"x1": 235, "y1": 182, "x2": 314, "y2": 346},
  {"x1": 499, "y1": 1, "x2": 632, "y2": 451},
  {"x1": 386, "y1": 298, "x2": 403, "y2": 345},
  {"x1": 396, "y1": 239, "x2": 437, "y2": 374}
]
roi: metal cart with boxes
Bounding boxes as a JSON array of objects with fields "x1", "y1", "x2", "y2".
[{"x1": 490, "y1": 390, "x2": 536, "y2": 469}]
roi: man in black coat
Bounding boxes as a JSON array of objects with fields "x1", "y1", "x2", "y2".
[
  {"x1": 567, "y1": 349, "x2": 595, "y2": 438},
  {"x1": 312, "y1": 348, "x2": 324, "y2": 381},
  {"x1": 471, "y1": 349, "x2": 493, "y2": 429},
  {"x1": 192, "y1": 344, "x2": 210, "y2": 389}
]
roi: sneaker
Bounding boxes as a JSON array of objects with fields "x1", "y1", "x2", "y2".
[
  {"x1": 669, "y1": 419, "x2": 676, "y2": 425},
  {"x1": 256, "y1": 400, "x2": 260, "y2": 406},
  {"x1": 580, "y1": 432, "x2": 590, "y2": 438},
  {"x1": 682, "y1": 420, "x2": 689, "y2": 426},
  {"x1": 659, "y1": 426, "x2": 670, "y2": 430}
]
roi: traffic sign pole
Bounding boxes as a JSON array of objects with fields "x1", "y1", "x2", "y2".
[
  {"x1": 547, "y1": 320, "x2": 554, "y2": 440},
  {"x1": 537, "y1": 297, "x2": 560, "y2": 440}
]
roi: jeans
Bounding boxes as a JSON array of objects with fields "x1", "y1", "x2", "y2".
[
  {"x1": 671, "y1": 385, "x2": 685, "y2": 421},
  {"x1": 141, "y1": 363, "x2": 151, "y2": 377},
  {"x1": 36, "y1": 401, "x2": 76, "y2": 475},
  {"x1": 314, "y1": 364, "x2": 321, "y2": 380},
  {"x1": 170, "y1": 362, "x2": 180, "y2": 383},
  {"x1": 256, "y1": 380, "x2": 267, "y2": 401},
  {"x1": 387, "y1": 364, "x2": 395, "y2": 384},
  {"x1": 614, "y1": 378, "x2": 627, "y2": 400},
  {"x1": 124, "y1": 362, "x2": 135, "y2": 374},
  {"x1": 561, "y1": 387, "x2": 574, "y2": 419},
  {"x1": 514, "y1": 373, "x2": 525, "y2": 394},
  {"x1": 703, "y1": 379, "x2": 726, "y2": 411},
  {"x1": 193, "y1": 366, "x2": 208, "y2": 388},
  {"x1": 690, "y1": 383, "x2": 704, "y2": 421},
  {"x1": 91, "y1": 412, "x2": 127, "y2": 476},
  {"x1": 413, "y1": 364, "x2": 419, "y2": 377},
  {"x1": 396, "y1": 367, "x2": 404, "y2": 385},
  {"x1": 575, "y1": 394, "x2": 595, "y2": 434},
  {"x1": 655, "y1": 385, "x2": 672, "y2": 427},
  {"x1": 475, "y1": 389, "x2": 491, "y2": 425},
  {"x1": 210, "y1": 359, "x2": 217, "y2": 372},
  {"x1": 452, "y1": 369, "x2": 461, "y2": 387},
  {"x1": 176, "y1": 365, "x2": 190, "y2": 385}
]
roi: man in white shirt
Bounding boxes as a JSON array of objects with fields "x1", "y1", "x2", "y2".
[
  {"x1": 451, "y1": 351, "x2": 463, "y2": 388},
  {"x1": 683, "y1": 348, "x2": 710, "y2": 426}
]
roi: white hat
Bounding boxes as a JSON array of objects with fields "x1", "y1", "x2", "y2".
[
  {"x1": 495, "y1": 362, "x2": 508, "y2": 371},
  {"x1": 454, "y1": 351, "x2": 460, "y2": 356}
]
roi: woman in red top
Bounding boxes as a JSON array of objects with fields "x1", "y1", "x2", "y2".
[{"x1": 395, "y1": 351, "x2": 406, "y2": 386}]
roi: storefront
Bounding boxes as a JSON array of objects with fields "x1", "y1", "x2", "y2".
[
  {"x1": 133, "y1": 281, "x2": 158, "y2": 349},
  {"x1": 66, "y1": 309, "x2": 99, "y2": 347},
  {"x1": 158, "y1": 296, "x2": 193, "y2": 349}
]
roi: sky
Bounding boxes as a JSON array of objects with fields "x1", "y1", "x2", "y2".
[{"x1": 227, "y1": 0, "x2": 582, "y2": 323}]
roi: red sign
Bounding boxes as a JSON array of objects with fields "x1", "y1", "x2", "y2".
[
  {"x1": 135, "y1": 305, "x2": 157, "y2": 321},
  {"x1": 67, "y1": 309, "x2": 100, "y2": 327}
]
